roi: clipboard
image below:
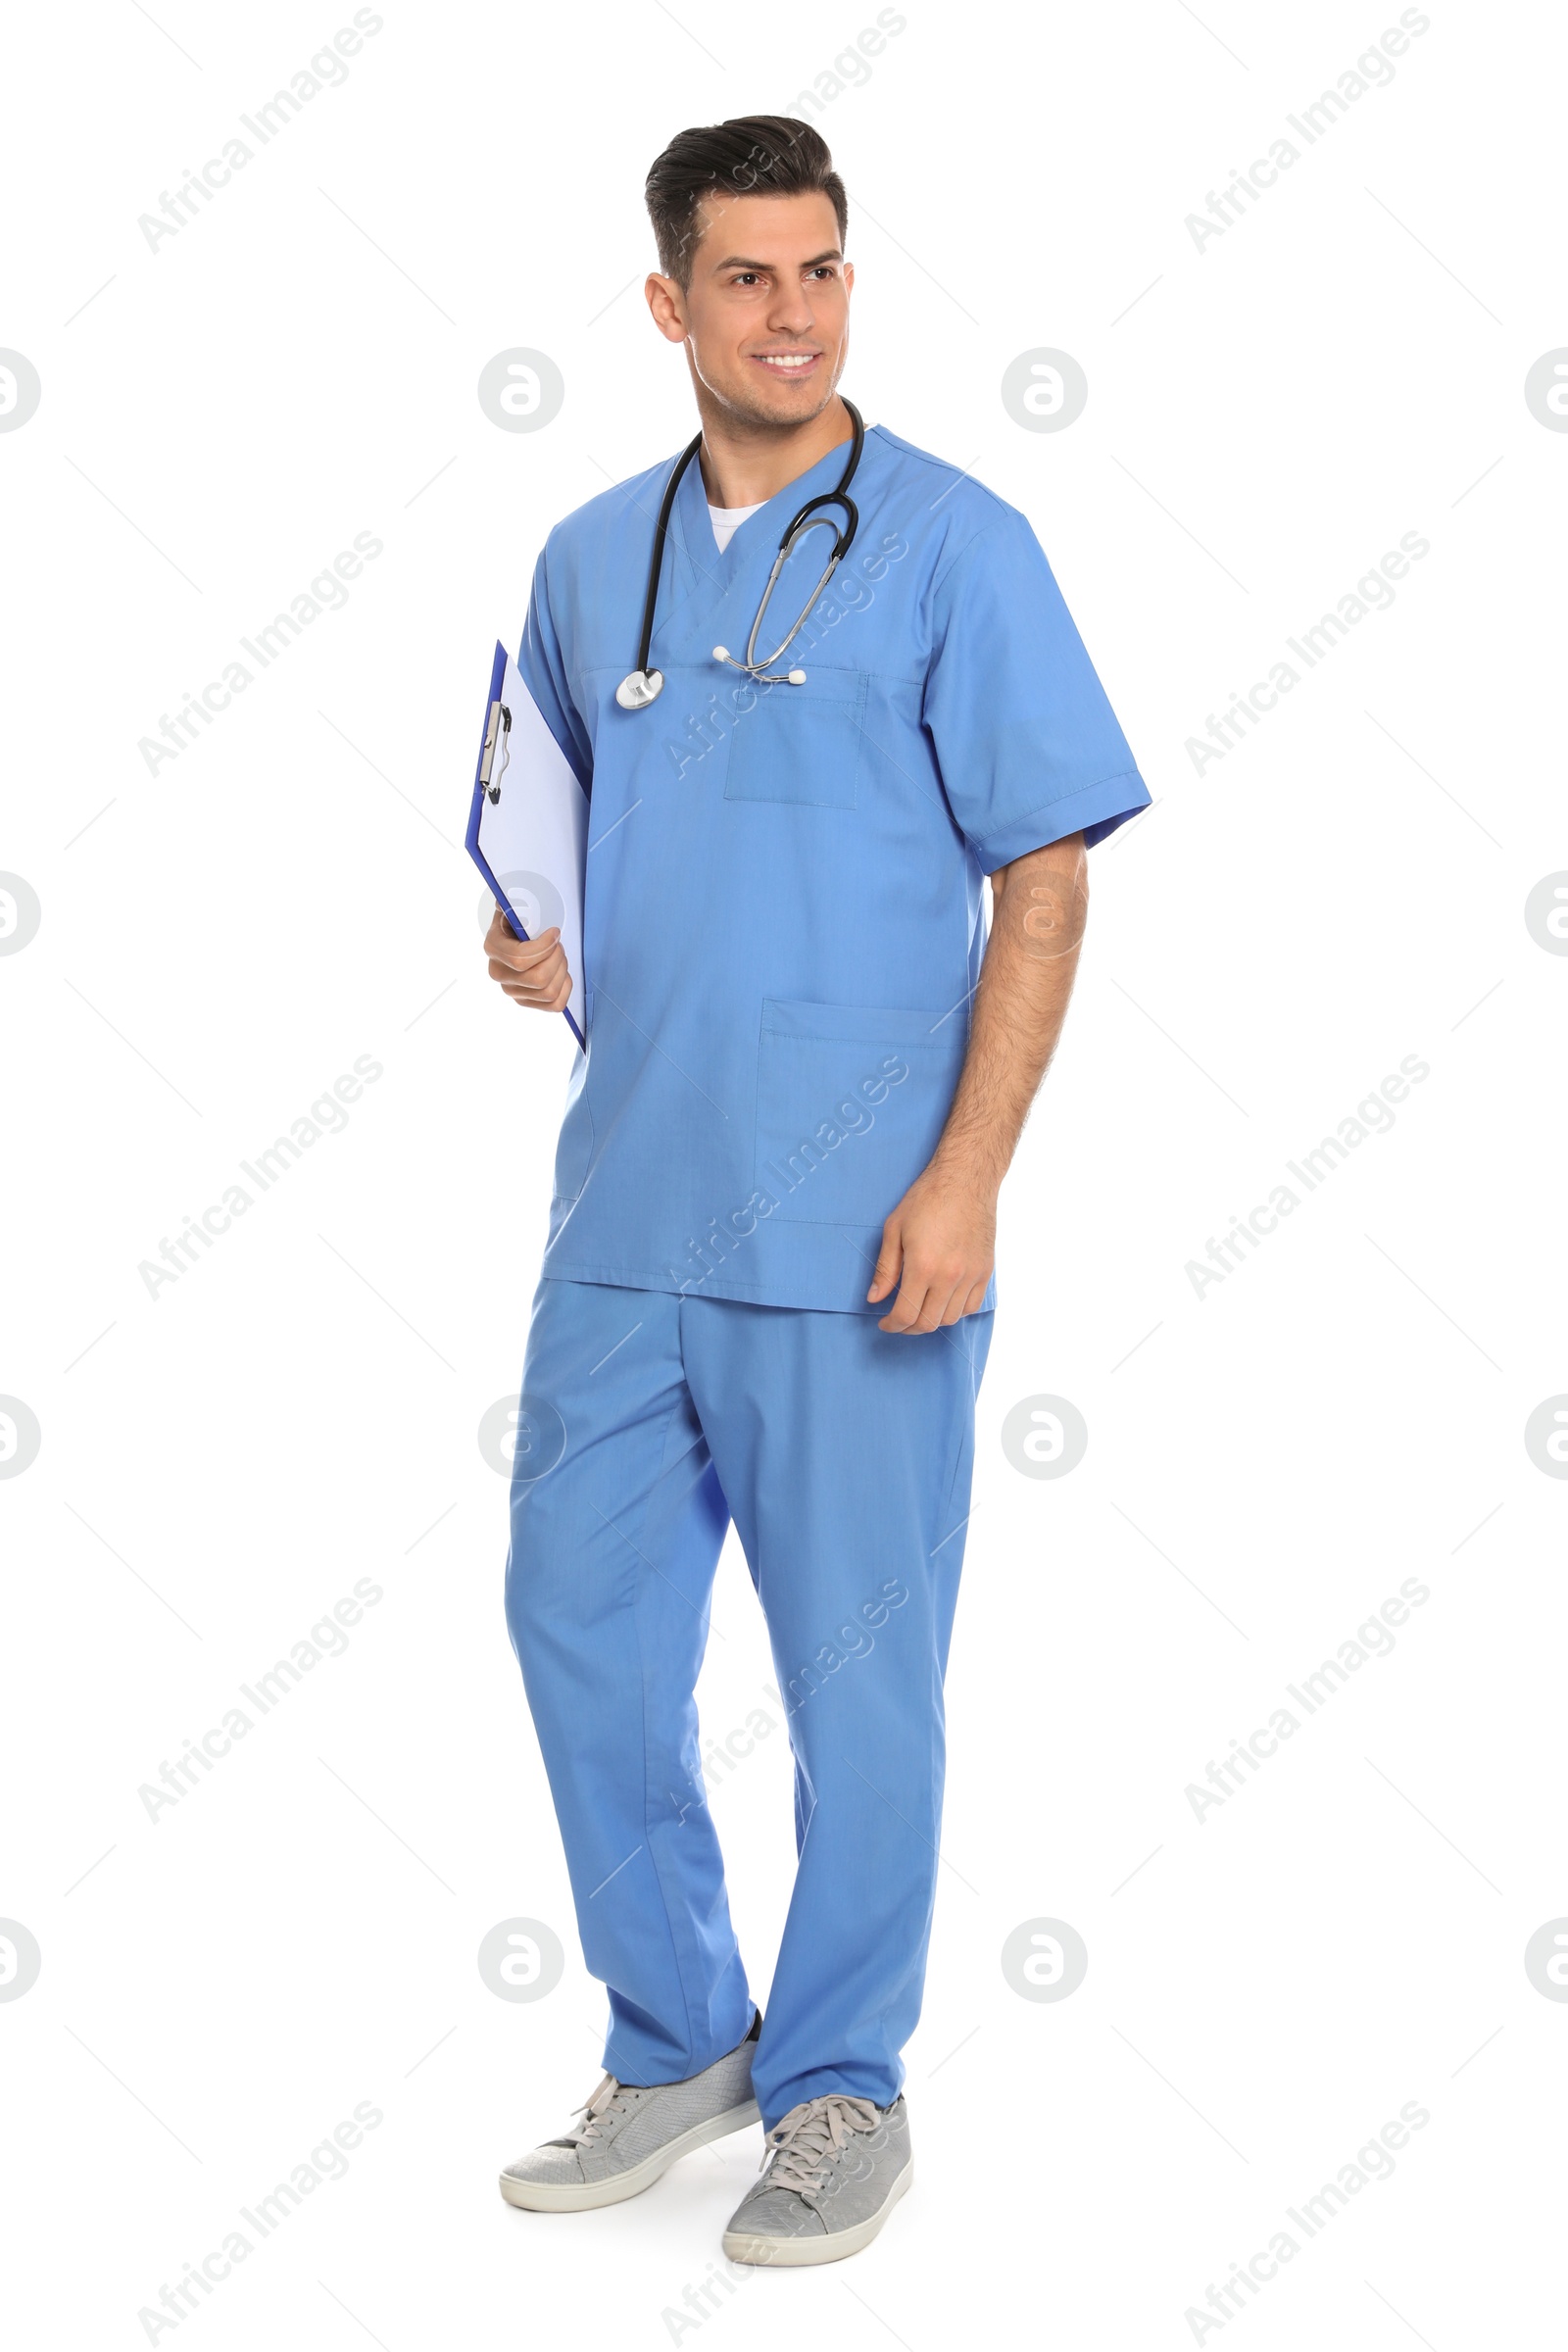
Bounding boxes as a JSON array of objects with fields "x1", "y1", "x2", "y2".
[{"x1": 466, "y1": 640, "x2": 588, "y2": 1048}]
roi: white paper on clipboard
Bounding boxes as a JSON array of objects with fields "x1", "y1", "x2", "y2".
[{"x1": 466, "y1": 644, "x2": 588, "y2": 1047}]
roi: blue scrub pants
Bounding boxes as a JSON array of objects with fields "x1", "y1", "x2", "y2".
[{"x1": 504, "y1": 1276, "x2": 993, "y2": 2130}]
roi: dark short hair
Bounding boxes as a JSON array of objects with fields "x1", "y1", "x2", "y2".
[{"x1": 645, "y1": 116, "x2": 848, "y2": 285}]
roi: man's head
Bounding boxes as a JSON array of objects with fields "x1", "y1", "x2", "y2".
[{"x1": 644, "y1": 117, "x2": 852, "y2": 430}]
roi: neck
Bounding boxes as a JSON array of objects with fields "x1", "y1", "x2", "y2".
[{"x1": 693, "y1": 390, "x2": 855, "y2": 510}]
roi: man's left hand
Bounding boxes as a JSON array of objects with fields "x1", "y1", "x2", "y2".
[{"x1": 866, "y1": 1165, "x2": 996, "y2": 1334}]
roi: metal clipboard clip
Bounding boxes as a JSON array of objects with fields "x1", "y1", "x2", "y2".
[{"x1": 479, "y1": 699, "x2": 512, "y2": 803}]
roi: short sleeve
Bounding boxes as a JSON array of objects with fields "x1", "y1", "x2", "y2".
[
  {"x1": 517, "y1": 545, "x2": 593, "y2": 794},
  {"x1": 923, "y1": 508, "x2": 1150, "y2": 865}
]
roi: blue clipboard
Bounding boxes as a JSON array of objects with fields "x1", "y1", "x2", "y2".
[{"x1": 466, "y1": 640, "x2": 588, "y2": 1048}]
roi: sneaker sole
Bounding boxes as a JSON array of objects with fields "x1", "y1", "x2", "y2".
[
  {"x1": 721, "y1": 2157, "x2": 913, "y2": 2266},
  {"x1": 499, "y1": 2097, "x2": 761, "y2": 2213}
]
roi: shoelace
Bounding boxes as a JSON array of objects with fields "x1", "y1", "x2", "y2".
[
  {"x1": 759, "y1": 2094, "x2": 882, "y2": 2199},
  {"x1": 562, "y1": 2072, "x2": 637, "y2": 2148}
]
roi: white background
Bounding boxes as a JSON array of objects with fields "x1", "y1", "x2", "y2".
[{"x1": 4, "y1": 0, "x2": 1566, "y2": 2344}]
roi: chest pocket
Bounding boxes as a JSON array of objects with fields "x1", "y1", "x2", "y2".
[{"x1": 724, "y1": 669, "x2": 867, "y2": 809}]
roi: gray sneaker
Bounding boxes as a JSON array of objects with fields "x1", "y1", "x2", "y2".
[
  {"x1": 499, "y1": 2017, "x2": 760, "y2": 2212},
  {"x1": 721, "y1": 2093, "x2": 912, "y2": 2266}
]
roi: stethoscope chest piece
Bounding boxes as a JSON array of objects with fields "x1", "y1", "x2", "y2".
[{"x1": 615, "y1": 668, "x2": 664, "y2": 710}]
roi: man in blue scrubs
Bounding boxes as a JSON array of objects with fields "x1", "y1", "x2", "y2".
[{"x1": 487, "y1": 116, "x2": 1148, "y2": 2265}]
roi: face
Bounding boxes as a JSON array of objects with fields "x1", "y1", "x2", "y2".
[{"x1": 647, "y1": 189, "x2": 853, "y2": 429}]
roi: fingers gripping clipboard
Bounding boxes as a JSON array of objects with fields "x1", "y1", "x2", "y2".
[{"x1": 466, "y1": 641, "x2": 589, "y2": 1047}]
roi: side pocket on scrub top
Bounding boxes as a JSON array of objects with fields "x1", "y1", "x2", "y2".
[{"x1": 754, "y1": 1000, "x2": 963, "y2": 1227}]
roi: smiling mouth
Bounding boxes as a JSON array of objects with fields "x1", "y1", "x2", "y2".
[{"x1": 752, "y1": 350, "x2": 821, "y2": 374}]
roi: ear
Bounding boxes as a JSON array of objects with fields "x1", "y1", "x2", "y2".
[{"x1": 645, "y1": 272, "x2": 689, "y2": 344}]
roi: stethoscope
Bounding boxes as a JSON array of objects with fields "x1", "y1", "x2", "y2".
[{"x1": 614, "y1": 399, "x2": 864, "y2": 710}]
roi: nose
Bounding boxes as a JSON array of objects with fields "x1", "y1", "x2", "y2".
[{"x1": 764, "y1": 287, "x2": 817, "y2": 340}]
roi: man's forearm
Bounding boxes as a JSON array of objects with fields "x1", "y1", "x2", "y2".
[
  {"x1": 865, "y1": 831, "x2": 1088, "y2": 1331},
  {"x1": 929, "y1": 831, "x2": 1089, "y2": 1197}
]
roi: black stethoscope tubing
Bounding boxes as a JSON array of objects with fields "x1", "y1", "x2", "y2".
[{"x1": 618, "y1": 400, "x2": 864, "y2": 709}]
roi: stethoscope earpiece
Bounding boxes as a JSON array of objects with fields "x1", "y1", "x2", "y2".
[{"x1": 617, "y1": 403, "x2": 864, "y2": 712}]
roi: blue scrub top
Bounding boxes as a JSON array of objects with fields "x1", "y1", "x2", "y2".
[{"x1": 518, "y1": 422, "x2": 1150, "y2": 1313}]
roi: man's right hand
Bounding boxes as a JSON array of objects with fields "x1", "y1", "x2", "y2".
[{"x1": 484, "y1": 906, "x2": 572, "y2": 1013}]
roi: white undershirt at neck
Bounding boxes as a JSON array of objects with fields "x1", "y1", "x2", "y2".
[{"x1": 709, "y1": 501, "x2": 765, "y2": 555}]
